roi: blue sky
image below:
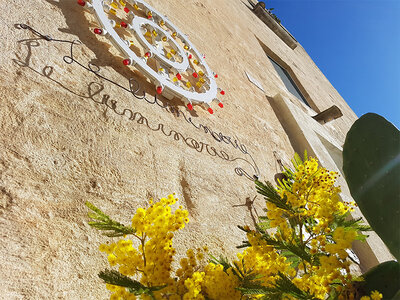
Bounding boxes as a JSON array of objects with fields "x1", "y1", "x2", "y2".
[{"x1": 262, "y1": 0, "x2": 400, "y2": 128}]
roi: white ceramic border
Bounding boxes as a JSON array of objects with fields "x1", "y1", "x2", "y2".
[{"x1": 90, "y1": 0, "x2": 218, "y2": 105}]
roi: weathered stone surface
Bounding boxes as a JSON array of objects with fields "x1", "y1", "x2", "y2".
[{"x1": 0, "y1": 0, "x2": 378, "y2": 298}]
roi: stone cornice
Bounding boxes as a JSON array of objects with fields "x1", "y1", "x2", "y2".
[{"x1": 252, "y1": 3, "x2": 298, "y2": 50}]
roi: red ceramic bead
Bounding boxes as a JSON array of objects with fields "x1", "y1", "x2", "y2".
[
  {"x1": 192, "y1": 72, "x2": 198, "y2": 78},
  {"x1": 208, "y1": 107, "x2": 214, "y2": 114},
  {"x1": 77, "y1": 0, "x2": 85, "y2": 6},
  {"x1": 121, "y1": 22, "x2": 128, "y2": 28},
  {"x1": 156, "y1": 86, "x2": 163, "y2": 94},
  {"x1": 218, "y1": 102, "x2": 224, "y2": 108},
  {"x1": 145, "y1": 52, "x2": 151, "y2": 58},
  {"x1": 94, "y1": 28, "x2": 103, "y2": 35},
  {"x1": 176, "y1": 73, "x2": 182, "y2": 80},
  {"x1": 214, "y1": 74, "x2": 218, "y2": 78},
  {"x1": 188, "y1": 54, "x2": 192, "y2": 59},
  {"x1": 122, "y1": 59, "x2": 130, "y2": 66},
  {"x1": 220, "y1": 90, "x2": 225, "y2": 95},
  {"x1": 187, "y1": 103, "x2": 193, "y2": 111},
  {"x1": 124, "y1": 7, "x2": 130, "y2": 13}
]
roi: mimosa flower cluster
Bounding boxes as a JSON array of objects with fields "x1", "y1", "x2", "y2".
[
  {"x1": 88, "y1": 156, "x2": 380, "y2": 299},
  {"x1": 270, "y1": 158, "x2": 359, "y2": 297}
]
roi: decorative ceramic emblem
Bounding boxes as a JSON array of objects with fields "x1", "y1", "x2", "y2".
[{"x1": 78, "y1": 0, "x2": 225, "y2": 113}]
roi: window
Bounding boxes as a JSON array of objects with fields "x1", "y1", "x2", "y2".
[{"x1": 268, "y1": 56, "x2": 310, "y2": 107}]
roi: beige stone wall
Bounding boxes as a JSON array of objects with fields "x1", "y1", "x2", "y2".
[{"x1": 0, "y1": 0, "x2": 375, "y2": 299}]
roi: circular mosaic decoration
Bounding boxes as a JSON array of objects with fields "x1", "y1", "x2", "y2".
[{"x1": 78, "y1": 0, "x2": 225, "y2": 113}]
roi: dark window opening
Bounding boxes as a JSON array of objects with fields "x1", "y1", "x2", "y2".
[{"x1": 268, "y1": 56, "x2": 310, "y2": 107}]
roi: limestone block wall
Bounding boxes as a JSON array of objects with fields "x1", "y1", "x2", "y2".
[{"x1": 0, "y1": 0, "x2": 384, "y2": 299}]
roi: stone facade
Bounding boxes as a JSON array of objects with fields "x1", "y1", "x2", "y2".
[{"x1": 0, "y1": 0, "x2": 391, "y2": 298}]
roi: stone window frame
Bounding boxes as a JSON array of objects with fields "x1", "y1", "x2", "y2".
[
  {"x1": 256, "y1": 37, "x2": 320, "y2": 113},
  {"x1": 268, "y1": 56, "x2": 310, "y2": 108}
]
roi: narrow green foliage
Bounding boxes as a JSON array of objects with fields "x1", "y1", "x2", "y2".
[
  {"x1": 273, "y1": 272, "x2": 319, "y2": 300},
  {"x1": 239, "y1": 228, "x2": 313, "y2": 264},
  {"x1": 239, "y1": 272, "x2": 319, "y2": 300},
  {"x1": 332, "y1": 213, "x2": 370, "y2": 231},
  {"x1": 86, "y1": 201, "x2": 135, "y2": 237},
  {"x1": 209, "y1": 255, "x2": 232, "y2": 272},
  {"x1": 238, "y1": 284, "x2": 280, "y2": 297},
  {"x1": 99, "y1": 269, "x2": 166, "y2": 299},
  {"x1": 292, "y1": 152, "x2": 304, "y2": 169},
  {"x1": 255, "y1": 180, "x2": 293, "y2": 212},
  {"x1": 235, "y1": 259, "x2": 264, "y2": 287},
  {"x1": 331, "y1": 213, "x2": 372, "y2": 242},
  {"x1": 209, "y1": 254, "x2": 266, "y2": 290},
  {"x1": 280, "y1": 150, "x2": 308, "y2": 187},
  {"x1": 280, "y1": 250, "x2": 302, "y2": 268},
  {"x1": 256, "y1": 219, "x2": 271, "y2": 231}
]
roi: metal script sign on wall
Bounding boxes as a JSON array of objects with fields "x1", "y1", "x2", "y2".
[{"x1": 78, "y1": 0, "x2": 225, "y2": 114}]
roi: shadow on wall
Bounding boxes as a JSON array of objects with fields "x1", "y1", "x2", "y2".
[
  {"x1": 266, "y1": 95, "x2": 314, "y2": 157},
  {"x1": 12, "y1": 30, "x2": 260, "y2": 182},
  {"x1": 44, "y1": 0, "x2": 186, "y2": 110}
]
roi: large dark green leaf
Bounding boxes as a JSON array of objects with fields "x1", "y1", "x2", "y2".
[{"x1": 343, "y1": 113, "x2": 400, "y2": 260}]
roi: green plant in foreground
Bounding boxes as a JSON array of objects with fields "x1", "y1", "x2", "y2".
[
  {"x1": 342, "y1": 113, "x2": 400, "y2": 298},
  {"x1": 87, "y1": 154, "x2": 382, "y2": 299}
]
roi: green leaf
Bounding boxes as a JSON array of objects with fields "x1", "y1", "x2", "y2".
[
  {"x1": 280, "y1": 250, "x2": 302, "y2": 268},
  {"x1": 238, "y1": 272, "x2": 319, "y2": 299},
  {"x1": 273, "y1": 272, "x2": 319, "y2": 300},
  {"x1": 330, "y1": 213, "x2": 371, "y2": 243},
  {"x1": 342, "y1": 113, "x2": 400, "y2": 260},
  {"x1": 263, "y1": 232, "x2": 312, "y2": 264},
  {"x1": 354, "y1": 233, "x2": 369, "y2": 242},
  {"x1": 303, "y1": 150, "x2": 308, "y2": 163},
  {"x1": 99, "y1": 269, "x2": 145, "y2": 290},
  {"x1": 99, "y1": 269, "x2": 166, "y2": 298},
  {"x1": 292, "y1": 152, "x2": 305, "y2": 169},
  {"x1": 257, "y1": 221, "x2": 271, "y2": 231},
  {"x1": 255, "y1": 180, "x2": 294, "y2": 212},
  {"x1": 359, "y1": 261, "x2": 400, "y2": 299},
  {"x1": 209, "y1": 255, "x2": 232, "y2": 272},
  {"x1": 86, "y1": 201, "x2": 135, "y2": 237}
]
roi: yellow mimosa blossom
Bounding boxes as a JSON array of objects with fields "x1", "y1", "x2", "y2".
[{"x1": 91, "y1": 156, "x2": 373, "y2": 300}]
